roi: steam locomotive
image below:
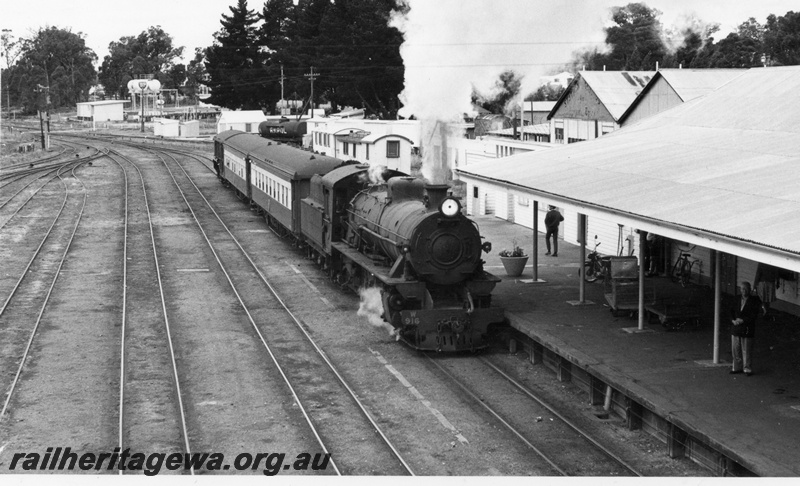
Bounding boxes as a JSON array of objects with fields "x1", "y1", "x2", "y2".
[{"x1": 213, "y1": 130, "x2": 505, "y2": 351}]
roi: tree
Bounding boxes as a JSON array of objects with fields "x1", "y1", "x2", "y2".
[
  {"x1": 763, "y1": 11, "x2": 800, "y2": 66},
  {"x1": 9, "y1": 27, "x2": 97, "y2": 113},
  {"x1": 471, "y1": 70, "x2": 522, "y2": 115},
  {"x1": 527, "y1": 84, "x2": 565, "y2": 102},
  {"x1": 182, "y1": 48, "x2": 209, "y2": 102},
  {"x1": 603, "y1": 3, "x2": 666, "y2": 70},
  {"x1": 205, "y1": 0, "x2": 264, "y2": 109},
  {"x1": 259, "y1": 0, "x2": 298, "y2": 113},
  {"x1": 98, "y1": 26, "x2": 184, "y2": 100},
  {"x1": 311, "y1": 0, "x2": 405, "y2": 118}
]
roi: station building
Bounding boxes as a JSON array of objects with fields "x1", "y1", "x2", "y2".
[{"x1": 456, "y1": 66, "x2": 800, "y2": 325}]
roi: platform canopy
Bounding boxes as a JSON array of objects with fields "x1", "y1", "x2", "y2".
[{"x1": 457, "y1": 66, "x2": 800, "y2": 273}]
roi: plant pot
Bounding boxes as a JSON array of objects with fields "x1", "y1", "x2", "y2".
[{"x1": 500, "y1": 256, "x2": 528, "y2": 277}]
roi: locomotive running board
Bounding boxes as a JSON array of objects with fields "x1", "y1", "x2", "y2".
[{"x1": 331, "y1": 242, "x2": 406, "y2": 286}]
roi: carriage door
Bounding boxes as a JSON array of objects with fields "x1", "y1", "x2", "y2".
[{"x1": 245, "y1": 156, "x2": 252, "y2": 201}]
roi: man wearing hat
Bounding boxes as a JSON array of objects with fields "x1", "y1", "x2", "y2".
[{"x1": 544, "y1": 205, "x2": 564, "y2": 257}]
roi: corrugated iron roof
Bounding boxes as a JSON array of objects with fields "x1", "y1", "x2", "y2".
[
  {"x1": 658, "y1": 68, "x2": 747, "y2": 102},
  {"x1": 556, "y1": 70, "x2": 655, "y2": 121},
  {"x1": 458, "y1": 66, "x2": 800, "y2": 257},
  {"x1": 618, "y1": 69, "x2": 747, "y2": 123}
]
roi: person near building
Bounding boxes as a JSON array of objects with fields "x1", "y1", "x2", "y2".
[
  {"x1": 544, "y1": 205, "x2": 564, "y2": 257},
  {"x1": 730, "y1": 281, "x2": 761, "y2": 376},
  {"x1": 754, "y1": 262, "x2": 780, "y2": 319},
  {"x1": 645, "y1": 232, "x2": 661, "y2": 276}
]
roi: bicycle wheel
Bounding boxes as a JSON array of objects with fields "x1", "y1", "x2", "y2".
[
  {"x1": 583, "y1": 261, "x2": 599, "y2": 282},
  {"x1": 679, "y1": 261, "x2": 690, "y2": 287}
]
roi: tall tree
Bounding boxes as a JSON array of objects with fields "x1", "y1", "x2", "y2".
[
  {"x1": 98, "y1": 26, "x2": 184, "y2": 99},
  {"x1": 10, "y1": 27, "x2": 97, "y2": 112},
  {"x1": 604, "y1": 3, "x2": 666, "y2": 70},
  {"x1": 763, "y1": 11, "x2": 800, "y2": 66},
  {"x1": 259, "y1": 0, "x2": 298, "y2": 113},
  {"x1": 205, "y1": 0, "x2": 264, "y2": 109}
]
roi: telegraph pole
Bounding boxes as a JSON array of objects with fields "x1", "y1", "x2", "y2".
[
  {"x1": 280, "y1": 63, "x2": 285, "y2": 103},
  {"x1": 304, "y1": 66, "x2": 318, "y2": 115}
]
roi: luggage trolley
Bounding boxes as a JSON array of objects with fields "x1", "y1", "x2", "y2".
[{"x1": 603, "y1": 256, "x2": 646, "y2": 317}]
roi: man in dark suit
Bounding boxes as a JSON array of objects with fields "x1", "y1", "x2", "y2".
[
  {"x1": 544, "y1": 205, "x2": 564, "y2": 257},
  {"x1": 730, "y1": 281, "x2": 762, "y2": 376}
]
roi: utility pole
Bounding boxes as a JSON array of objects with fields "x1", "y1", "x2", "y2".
[
  {"x1": 280, "y1": 63, "x2": 285, "y2": 103},
  {"x1": 304, "y1": 66, "x2": 318, "y2": 116}
]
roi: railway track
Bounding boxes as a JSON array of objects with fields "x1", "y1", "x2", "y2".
[
  {"x1": 0, "y1": 161, "x2": 89, "y2": 421},
  {"x1": 424, "y1": 353, "x2": 644, "y2": 476},
  {"x1": 106, "y1": 149, "x2": 193, "y2": 475},
  {"x1": 151, "y1": 145, "x2": 414, "y2": 475}
]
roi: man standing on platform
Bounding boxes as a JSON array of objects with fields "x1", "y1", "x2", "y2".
[
  {"x1": 730, "y1": 281, "x2": 761, "y2": 376},
  {"x1": 544, "y1": 205, "x2": 564, "y2": 257}
]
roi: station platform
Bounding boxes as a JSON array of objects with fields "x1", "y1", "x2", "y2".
[{"x1": 476, "y1": 215, "x2": 800, "y2": 477}]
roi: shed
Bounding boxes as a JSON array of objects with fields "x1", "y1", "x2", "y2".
[
  {"x1": 216, "y1": 110, "x2": 267, "y2": 134},
  {"x1": 547, "y1": 70, "x2": 654, "y2": 143},
  {"x1": 179, "y1": 120, "x2": 200, "y2": 138},
  {"x1": 153, "y1": 118, "x2": 180, "y2": 137},
  {"x1": 76, "y1": 100, "x2": 126, "y2": 122}
]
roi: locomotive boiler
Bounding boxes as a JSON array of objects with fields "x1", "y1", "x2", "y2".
[{"x1": 322, "y1": 172, "x2": 504, "y2": 351}]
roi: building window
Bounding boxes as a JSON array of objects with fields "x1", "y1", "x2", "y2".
[
  {"x1": 245, "y1": 123, "x2": 252, "y2": 132},
  {"x1": 343, "y1": 142, "x2": 349, "y2": 155},
  {"x1": 387, "y1": 140, "x2": 400, "y2": 158},
  {"x1": 555, "y1": 128, "x2": 564, "y2": 143},
  {"x1": 366, "y1": 145, "x2": 369, "y2": 160},
  {"x1": 353, "y1": 144, "x2": 357, "y2": 158}
]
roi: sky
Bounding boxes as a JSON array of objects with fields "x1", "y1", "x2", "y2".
[
  {"x1": 3, "y1": 0, "x2": 797, "y2": 118},
  {"x1": 4, "y1": 0, "x2": 797, "y2": 65}
]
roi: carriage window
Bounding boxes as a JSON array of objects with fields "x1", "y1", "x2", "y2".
[{"x1": 387, "y1": 141, "x2": 400, "y2": 158}]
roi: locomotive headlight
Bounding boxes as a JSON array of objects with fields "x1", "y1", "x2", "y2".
[{"x1": 439, "y1": 197, "x2": 461, "y2": 217}]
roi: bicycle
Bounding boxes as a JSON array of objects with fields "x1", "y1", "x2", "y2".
[
  {"x1": 583, "y1": 235, "x2": 610, "y2": 282},
  {"x1": 671, "y1": 252, "x2": 698, "y2": 288}
]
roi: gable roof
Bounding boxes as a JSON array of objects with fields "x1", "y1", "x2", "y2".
[
  {"x1": 459, "y1": 66, "x2": 800, "y2": 270},
  {"x1": 549, "y1": 71, "x2": 655, "y2": 122},
  {"x1": 618, "y1": 69, "x2": 747, "y2": 123}
]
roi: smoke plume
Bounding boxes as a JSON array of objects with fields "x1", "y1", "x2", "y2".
[
  {"x1": 390, "y1": 1, "x2": 608, "y2": 182},
  {"x1": 357, "y1": 287, "x2": 399, "y2": 339}
]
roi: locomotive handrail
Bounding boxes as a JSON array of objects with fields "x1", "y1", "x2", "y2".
[{"x1": 357, "y1": 224, "x2": 408, "y2": 248}]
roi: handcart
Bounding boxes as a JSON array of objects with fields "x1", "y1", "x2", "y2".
[{"x1": 603, "y1": 256, "x2": 646, "y2": 317}]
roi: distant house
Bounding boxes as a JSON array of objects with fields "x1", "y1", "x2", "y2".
[
  {"x1": 76, "y1": 100, "x2": 126, "y2": 122},
  {"x1": 523, "y1": 101, "x2": 556, "y2": 126},
  {"x1": 539, "y1": 71, "x2": 574, "y2": 89},
  {"x1": 309, "y1": 119, "x2": 420, "y2": 174},
  {"x1": 216, "y1": 110, "x2": 267, "y2": 134},
  {"x1": 547, "y1": 71, "x2": 655, "y2": 144}
]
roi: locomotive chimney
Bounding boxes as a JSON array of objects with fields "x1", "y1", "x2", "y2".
[{"x1": 425, "y1": 183, "x2": 450, "y2": 210}]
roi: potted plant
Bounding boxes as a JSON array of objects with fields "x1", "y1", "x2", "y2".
[{"x1": 498, "y1": 241, "x2": 528, "y2": 277}]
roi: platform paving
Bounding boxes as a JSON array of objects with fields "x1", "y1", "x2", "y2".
[{"x1": 475, "y1": 215, "x2": 800, "y2": 477}]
